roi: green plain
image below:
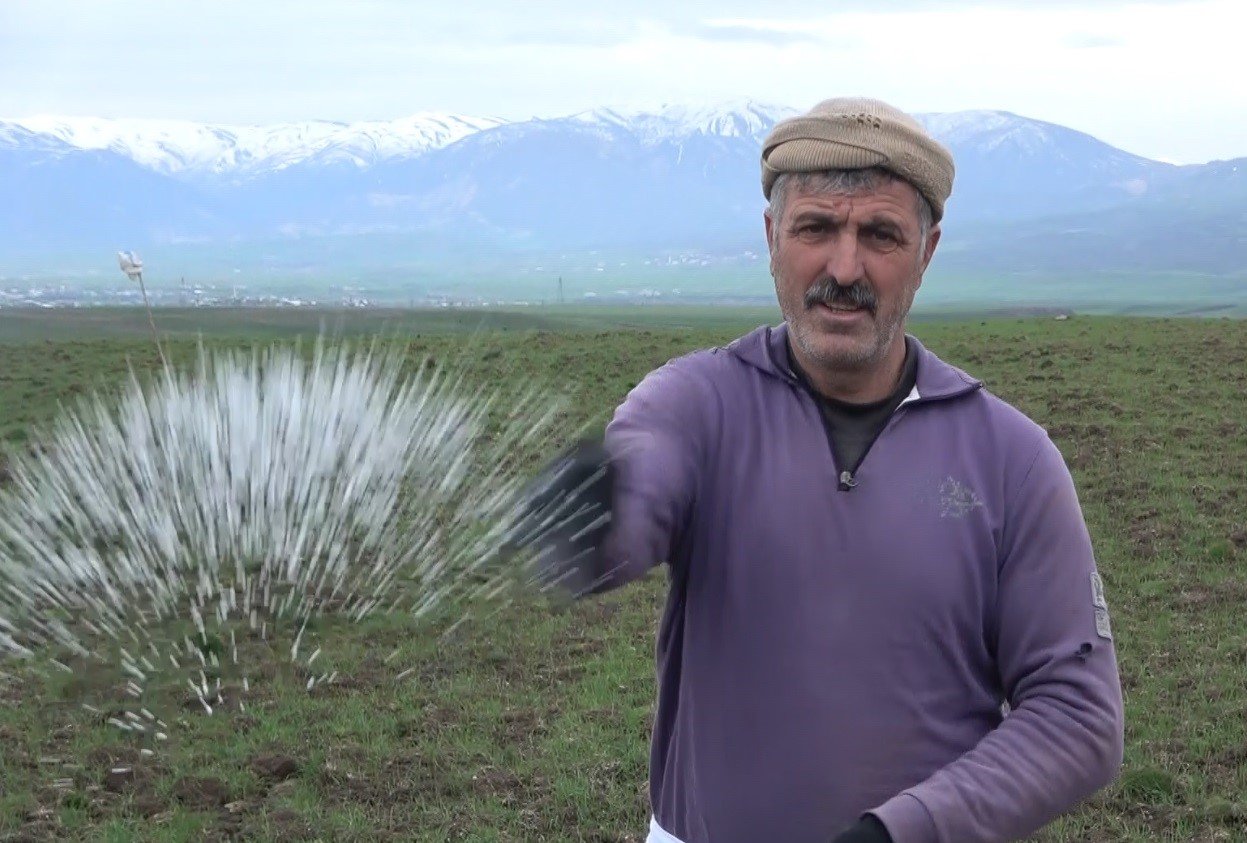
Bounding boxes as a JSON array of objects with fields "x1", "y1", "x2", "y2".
[{"x1": 0, "y1": 306, "x2": 1244, "y2": 841}]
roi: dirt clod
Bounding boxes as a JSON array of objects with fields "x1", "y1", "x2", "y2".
[
  {"x1": 103, "y1": 766, "x2": 138, "y2": 793},
  {"x1": 252, "y1": 753, "x2": 300, "y2": 781},
  {"x1": 171, "y1": 775, "x2": 230, "y2": 809},
  {"x1": 260, "y1": 808, "x2": 314, "y2": 840}
]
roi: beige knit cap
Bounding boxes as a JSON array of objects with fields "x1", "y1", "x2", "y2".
[{"x1": 761, "y1": 97, "x2": 955, "y2": 222}]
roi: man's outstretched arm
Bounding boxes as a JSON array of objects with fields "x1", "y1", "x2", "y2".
[{"x1": 510, "y1": 356, "x2": 713, "y2": 597}]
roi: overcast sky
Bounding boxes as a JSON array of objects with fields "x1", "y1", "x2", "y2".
[{"x1": 2, "y1": 0, "x2": 1244, "y2": 164}]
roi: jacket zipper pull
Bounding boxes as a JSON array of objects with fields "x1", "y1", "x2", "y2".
[{"x1": 839, "y1": 470, "x2": 857, "y2": 491}]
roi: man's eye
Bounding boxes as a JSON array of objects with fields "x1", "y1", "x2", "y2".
[
  {"x1": 794, "y1": 223, "x2": 827, "y2": 236},
  {"x1": 865, "y1": 229, "x2": 900, "y2": 249}
]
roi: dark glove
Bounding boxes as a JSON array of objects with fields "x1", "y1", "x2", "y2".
[
  {"x1": 503, "y1": 438, "x2": 615, "y2": 598},
  {"x1": 831, "y1": 815, "x2": 893, "y2": 843}
]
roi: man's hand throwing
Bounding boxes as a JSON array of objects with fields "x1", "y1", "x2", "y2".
[
  {"x1": 503, "y1": 438, "x2": 614, "y2": 598},
  {"x1": 831, "y1": 815, "x2": 893, "y2": 843}
]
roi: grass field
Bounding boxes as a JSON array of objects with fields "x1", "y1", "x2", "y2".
[{"x1": 1, "y1": 307, "x2": 1245, "y2": 841}]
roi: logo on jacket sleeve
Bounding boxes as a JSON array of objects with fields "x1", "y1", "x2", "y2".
[{"x1": 1091, "y1": 572, "x2": 1112, "y2": 640}]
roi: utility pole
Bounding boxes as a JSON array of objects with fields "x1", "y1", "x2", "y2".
[{"x1": 558, "y1": 276, "x2": 564, "y2": 305}]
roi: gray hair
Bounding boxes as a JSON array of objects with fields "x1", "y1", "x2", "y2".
[{"x1": 766, "y1": 167, "x2": 934, "y2": 252}]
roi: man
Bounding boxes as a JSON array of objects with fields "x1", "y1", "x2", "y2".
[{"x1": 514, "y1": 97, "x2": 1124, "y2": 843}]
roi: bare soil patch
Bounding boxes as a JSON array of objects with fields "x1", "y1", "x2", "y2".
[
  {"x1": 171, "y1": 775, "x2": 231, "y2": 809},
  {"x1": 251, "y1": 753, "x2": 300, "y2": 782}
]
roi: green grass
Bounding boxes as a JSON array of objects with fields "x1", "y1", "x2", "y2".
[
  {"x1": 0, "y1": 304, "x2": 785, "y2": 344},
  {"x1": 1, "y1": 308, "x2": 1246, "y2": 840}
]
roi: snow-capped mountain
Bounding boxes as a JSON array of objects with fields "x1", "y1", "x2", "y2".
[
  {"x1": 4, "y1": 102, "x2": 1154, "y2": 181},
  {"x1": 0, "y1": 102, "x2": 797, "y2": 178},
  {"x1": 1, "y1": 102, "x2": 1242, "y2": 277},
  {"x1": 571, "y1": 101, "x2": 797, "y2": 144},
  {"x1": 914, "y1": 110, "x2": 1175, "y2": 221},
  {"x1": 919, "y1": 110, "x2": 1102, "y2": 155},
  {"x1": 0, "y1": 113, "x2": 504, "y2": 177}
]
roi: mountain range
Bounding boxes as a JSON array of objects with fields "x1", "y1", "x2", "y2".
[{"x1": 1, "y1": 102, "x2": 1243, "y2": 289}]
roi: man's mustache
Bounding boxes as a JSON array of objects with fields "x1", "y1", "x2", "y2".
[{"x1": 803, "y1": 278, "x2": 877, "y2": 313}]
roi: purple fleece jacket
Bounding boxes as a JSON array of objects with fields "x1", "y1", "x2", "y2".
[{"x1": 596, "y1": 324, "x2": 1124, "y2": 843}]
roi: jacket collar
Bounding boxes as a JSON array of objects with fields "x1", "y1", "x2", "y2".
[{"x1": 726, "y1": 321, "x2": 983, "y2": 404}]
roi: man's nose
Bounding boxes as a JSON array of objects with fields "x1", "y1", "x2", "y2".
[{"x1": 823, "y1": 233, "x2": 864, "y2": 286}]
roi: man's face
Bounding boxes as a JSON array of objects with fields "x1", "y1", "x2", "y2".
[{"x1": 765, "y1": 177, "x2": 940, "y2": 374}]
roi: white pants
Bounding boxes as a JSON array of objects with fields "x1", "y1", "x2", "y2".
[{"x1": 647, "y1": 816, "x2": 685, "y2": 843}]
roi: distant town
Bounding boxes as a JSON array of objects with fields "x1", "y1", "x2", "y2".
[
  {"x1": 0, "y1": 279, "x2": 758, "y2": 309},
  {"x1": 0, "y1": 250, "x2": 769, "y2": 308}
]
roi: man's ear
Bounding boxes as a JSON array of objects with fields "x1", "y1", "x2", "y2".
[
  {"x1": 764, "y1": 211, "x2": 775, "y2": 256},
  {"x1": 920, "y1": 224, "x2": 942, "y2": 275}
]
